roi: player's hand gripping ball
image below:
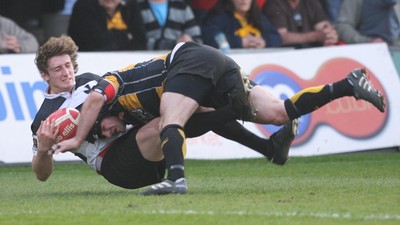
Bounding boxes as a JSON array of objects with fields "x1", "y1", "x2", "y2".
[{"x1": 47, "y1": 108, "x2": 80, "y2": 142}]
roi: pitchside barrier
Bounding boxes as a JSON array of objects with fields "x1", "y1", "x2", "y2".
[{"x1": 1, "y1": 43, "x2": 400, "y2": 164}]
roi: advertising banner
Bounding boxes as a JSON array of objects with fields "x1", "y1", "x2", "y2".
[{"x1": 1, "y1": 43, "x2": 399, "y2": 163}]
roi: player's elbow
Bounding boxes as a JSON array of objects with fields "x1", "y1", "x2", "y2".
[
  {"x1": 36, "y1": 176, "x2": 48, "y2": 182},
  {"x1": 33, "y1": 166, "x2": 52, "y2": 182},
  {"x1": 36, "y1": 173, "x2": 50, "y2": 182}
]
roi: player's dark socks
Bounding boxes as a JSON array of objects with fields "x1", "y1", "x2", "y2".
[
  {"x1": 213, "y1": 121, "x2": 274, "y2": 159},
  {"x1": 160, "y1": 124, "x2": 186, "y2": 182},
  {"x1": 331, "y1": 78, "x2": 354, "y2": 98},
  {"x1": 284, "y1": 79, "x2": 353, "y2": 120},
  {"x1": 185, "y1": 105, "x2": 236, "y2": 138}
]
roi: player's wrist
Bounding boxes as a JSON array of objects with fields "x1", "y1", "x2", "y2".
[
  {"x1": 73, "y1": 138, "x2": 84, "y2": 147},
  {"x1": 37, "y1": 148, "x2": 53, "y2": 156}
]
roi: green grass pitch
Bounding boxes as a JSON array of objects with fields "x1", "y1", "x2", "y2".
[{"x1": 0, "y1": 152, "x2": 399, "y2": 225}]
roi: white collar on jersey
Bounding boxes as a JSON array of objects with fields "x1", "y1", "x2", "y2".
[{"x1": 43, "y1": 87, "x2": 74, "y2": 99}]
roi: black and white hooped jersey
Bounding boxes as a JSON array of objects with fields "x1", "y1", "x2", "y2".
[{"x1": 31, "y1": 73, "x2": 121, "y2": 169}]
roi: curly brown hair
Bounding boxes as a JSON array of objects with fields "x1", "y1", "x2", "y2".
[{"x1": 34, "y1": 35, "x2": 79, "y2": 74}]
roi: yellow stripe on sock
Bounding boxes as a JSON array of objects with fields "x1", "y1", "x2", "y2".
[
  {"x1": 178, "y1": 128, "x2": 187, "y2": 158},
  {"x1": 290, "y1": 85, "x2": 324, "y2": 103}
]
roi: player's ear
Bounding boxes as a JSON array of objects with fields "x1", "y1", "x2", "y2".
[{"x1": 40, "y1": 71, "x2": 49, "y2": 82}]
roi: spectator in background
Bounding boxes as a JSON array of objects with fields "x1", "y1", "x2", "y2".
[
  {"x1": 201, "y1": 0, "x2": 281, "y2": 50},
  {"x1": 136, "y1": 0, "x2": 202, "y2": 50},
  {"x1": 189, "y1": 0, "x2": 267, "y2": 23},
  {"x1": 319, "y1": 0, "x2": 342, "y2": 22},
  {"x1": 335, "y1": 0, "x2": 400, "y2": 46},
  {"x1": 0, "y1": 15, "x2": 39, "y2": 53},
  {"x1": 0, "y1": 0, "x2": 51, "y2": 44},
  {"x1": 256, "y1": 0, "x2": 266, "y2": 9},
  {"x1": 42, "y1": 0, "x2": 77, "y2": 42},
  {"x1": 68, "y1": 0, "x2": 146, "y2": 51},
  {"x1": 189, "y1": 0, "x2": 217, "y2": 24},
  {"x1": 0, "y1": 0, "x2": 43, "y2": 29},
  {"x1": 396, "y1": 3, "x2": 400, "y2": 18},
  {"x1": 262, "y1": 0, "x2": 338, "y2": 48}
]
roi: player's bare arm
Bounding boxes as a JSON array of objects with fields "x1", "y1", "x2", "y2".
[
  {"x1": 32, "y1": 120, "x2": 57, "y2": 181},
  {"x1": 56, "y1": 92, "x2": 105, "y2": 153}
]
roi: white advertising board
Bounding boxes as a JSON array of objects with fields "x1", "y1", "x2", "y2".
[{"x1": 0, "y1": 43, "x2": 399, "y2": 164}]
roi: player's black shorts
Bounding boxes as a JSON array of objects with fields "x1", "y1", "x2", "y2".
[
  {"x1": 100, "y1": 128, "x2": 165, "y2": 189},
  {"x1": 164, "y1": 41, "x2": 251, "y2": 109},
  {"x1": 164, "y1": 74, "x2": 214, "y2": 105},
  {"x1": 166, "y1": 42, "x2": 235, "y2": 84}
]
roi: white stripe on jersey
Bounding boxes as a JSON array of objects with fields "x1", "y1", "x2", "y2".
[
  {"x1": 170, "y1": 42, "x2": 185, "y2": 64},
  {"x1": 60, "y1": 80, "x2": 98, "y2": 109}
]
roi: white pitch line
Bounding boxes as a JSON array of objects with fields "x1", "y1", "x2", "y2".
[
  {"x1": 138, "y1": 210, "x2": 400, "y2": 220},
  {"x1": 1, "y1": 210, "x2": 400, "y2": 221}
]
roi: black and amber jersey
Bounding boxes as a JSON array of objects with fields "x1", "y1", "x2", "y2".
[
  {"x1": 99, "y1": 54, "x2": 169, "y2": 125},
  {"x1": 95, "y1": 41, "x2": 243, "y2": 125}
]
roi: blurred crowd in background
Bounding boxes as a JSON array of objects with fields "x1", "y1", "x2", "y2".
[{"x1": 1, "y1": 0, "x2": 399, "y2": 54}]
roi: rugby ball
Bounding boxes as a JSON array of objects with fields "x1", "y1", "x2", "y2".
[{"x1": 47, "y1": 108, "x2": 80, "y2": 142}]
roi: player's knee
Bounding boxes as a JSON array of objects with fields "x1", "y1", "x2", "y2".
[
  {"x1": 137, "y1": 125, "x2": 158, "y2": 144},
  {"x1": 137, "y1": 126, "x2": 163, "y2": 161}
]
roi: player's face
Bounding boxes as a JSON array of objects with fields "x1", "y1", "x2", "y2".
[
  {"x1": 232, "y1": 0, "x2": 252, "y2": 15},
  {"x1": 101, "y1": 116, "x2": 126, "y2": 138},
  {"x1": 43, "y1": 54, "x2": 75, "y2": 94},
  {"x1": 98, "y1": 0, "x2": 121, "y2": 12}
]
